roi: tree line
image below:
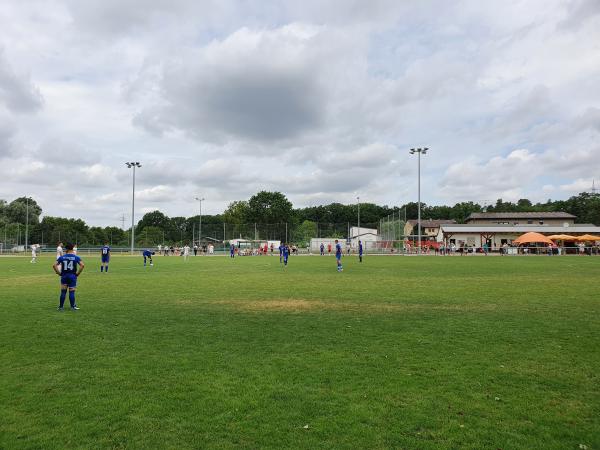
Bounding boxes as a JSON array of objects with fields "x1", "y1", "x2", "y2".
[{"x1": 1, "y1": 191, "x2": 598, "y2": 248}]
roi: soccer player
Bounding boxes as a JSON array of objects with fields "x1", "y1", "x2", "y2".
[
  {"x1": 230, "y1": 243, "x2": 235, "y2": 258},
  {"x1": 53, "y1": 243, "x2": 84, "y2": 311},
  {"x1": 56, "y1": 242, "x2": 64, "y2": 260},
  {"x1": 282, "y1": 243, "x2": 289, "y2": 267},
  {"x1": 279, "y1": 243, "x2": 284, "y2": 263},
  {"x1": 30, "y1": 244, "x2": 39, "y2": 263},
  {"x1": 359, "y1": 240, "x2": 363, "y2": 263},
  {"x1": 143, "y1": 249, "x2": 155, "y2": 266},
  {"x1": 100, "y1": 242, "x2": 110, "y2": 272},
  {"x1": 335, "y1": 239, "x2": 343, "y2": 272},
  {"x1": 183, "y1": 244, "x2": 190, "y2": 261},
  {"x1": 320, "y1": 243, "x2": 325, "y2": 256}
]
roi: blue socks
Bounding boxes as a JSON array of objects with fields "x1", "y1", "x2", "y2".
[
  {"x1": 59, "y1": 289, "x2": 67, "y2": 308},
  {"x1": 69, "y1": 291, "x2": 76, "y2": 308}
]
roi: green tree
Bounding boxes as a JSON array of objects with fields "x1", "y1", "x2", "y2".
[
  {"x1": 293, "y1": 220, "x2": 318, "y2": 246},
  {"x1": 223, "y1": 201, "x2": 250, "y2": 224},
  {"x1": 6, "y1": 197, "x2": 42, "y2": 224},
  {"x1": 137, "y1": 211, "x2": 170, "y2": 230},
  {"x1": 247, "y1": 191, "x2": 294, "y2": 224}
]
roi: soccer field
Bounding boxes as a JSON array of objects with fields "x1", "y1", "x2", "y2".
[{"x1": 1, "y1": 254, "x2": 599, "y2": 449}]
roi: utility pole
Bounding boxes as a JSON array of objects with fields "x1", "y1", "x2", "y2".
[
  {"x1": 126, "y1": 162, "x2": 142, "y2": 253},
  {"x1": 356, "y1": 195, "x2": 360, "y2": 243},
  {"x1": 25, "y1": 197, "x2": 30, "y2": 250},
  {"x1": 409, "y1": 147, "x2": 428, "y2": 255},
  {"x1": 195, "y1": 197, "x2": 204, "y2": 248}
]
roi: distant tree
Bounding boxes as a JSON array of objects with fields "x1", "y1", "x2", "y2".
[
  {"x1": 450, "y1": 201, "x2": 482, "y2": 223},
  {"x1": 517, "y1": 198, "x2": 533, "y2": 209},
  {"x1": 293, "y1": 220, "x2": 318, "y2": 246},
  {"x1": 247, "y1": 191, "x2": 293, "y2": 224},
  {"x1": 103, "y1": 226, "x2": 127, "y2": 246},
  {"x1": 223, "y1": 201, "x2": 250, "y2": 224},
  {"x1": 137, "y1": 211, "x2": 170, "y2": 230},
  {"x1": 6, "y1": 197, "x2": 42, "y2": 224}
]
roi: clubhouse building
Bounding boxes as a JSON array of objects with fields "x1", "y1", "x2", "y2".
[{"x1": 436, "y1": 212, "x2": 600, "y2": 249}]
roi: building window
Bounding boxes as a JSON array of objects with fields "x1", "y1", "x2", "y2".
[{"x1": 527, "y1": 220, "x2": 533, "y2": 224}]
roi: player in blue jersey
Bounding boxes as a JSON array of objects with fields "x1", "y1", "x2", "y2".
[
  {"x1": 143, "y1": 249, "x2": 155, "y2": 266},
  {"x1": 282, "y1": 243, "x2": 289, "y2": 267},
  {"x1": 100, "y1": 242, "x2": 110, "y2": 272},
  {"x1": 279, "y1": 243, "x2": 284, "y2": 263},
  {"x1": 52, "y1": 243, "x2": 85, "y2": 311},
  {"x1": 358, "y1": 240, "x2": 363, "y2": 263},
  {"x1": 230, "y1": 243, "x2": 235, "y2": 258},
  {"x1": 320, "y1": 243, "x2": 325, "y2": 256},
  {"x1": 335, "y1": 239, "x2": 343, "y2": 272}
]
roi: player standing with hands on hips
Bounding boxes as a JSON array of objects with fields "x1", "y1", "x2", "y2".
[{"x1": 53, "y1": 243, "x2": 85, "y2": 311}]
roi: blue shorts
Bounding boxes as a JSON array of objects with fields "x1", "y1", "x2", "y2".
[
  {"x1": 101, "y1": 255, "x2": 110, "y2": 263},
  {"x1": 336, "y1": 254, "x2": 342, "y2": 260},
  {"x1": 61, "y1": 273, "x2": 77, "y2": 288}
]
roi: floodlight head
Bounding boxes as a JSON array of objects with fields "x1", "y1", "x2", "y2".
[
  {"x1": 409, "y1": 149, "x2": 416, "y2": 154},
  {"x1": 126, "y1": 162, "x2": 132, "y2": 168},
  {"x1": 135, "y1": 162, "x2": 141, "y2": 167},
  {"x1": 422, "y1": 148, "x2": 428, "y2": 154}
]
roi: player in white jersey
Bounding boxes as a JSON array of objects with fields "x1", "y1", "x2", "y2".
[
  {"x1": 30, "y1": 244, "x2": 39, "y2": 263},
  {"x1": 56, "y1": 242, "x2": 64, "y2": 260},
  {"x1": 183, "y1": 245, "x2": 190, "y2": 261}
]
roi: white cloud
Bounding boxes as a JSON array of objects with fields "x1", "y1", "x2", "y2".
[{"x1": 0, "y1": 0, "x2": 599, "y2": 225}]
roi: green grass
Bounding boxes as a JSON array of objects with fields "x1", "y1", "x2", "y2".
[{"x1": 1, "y1": 254, "x2": 599, "y2": 449}]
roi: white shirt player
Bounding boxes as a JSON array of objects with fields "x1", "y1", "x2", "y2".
[
  {"x1": 30, "y1": 244, "x2": 39, "y2": 263},
  {"x1": 183, "y1": 245, "x2": 190, "y2": 256},
  {"x1": 56, "y1": 245, "x2": 63, "y2": 259},
  {"x1": 73, "y1": 246, "x2": 78, "y2": 255}
]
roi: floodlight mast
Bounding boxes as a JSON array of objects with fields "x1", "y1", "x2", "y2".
[
  {"x1": 356, "y1": 195, "x2": 360, "y2": 244},
  {"x1": 195, "y1": 197, "x2": 204, "y2": 249},
  {"x1": 409, "y1": 148, "x2": 428, "y2": 255},
  {"x1": 126, "y1": 162, "x2": 142, "y2": 253}
]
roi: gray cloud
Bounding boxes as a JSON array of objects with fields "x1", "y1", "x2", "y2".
[
  {"x1": 35, "y1": 139, "x2": 100, "y2": 165},
  {"x1": 0, "y1": 49, "x2": 43, "y2": 113},
  {"x1": 0, "y1": 114, "x2": 16, "y2": 157},
  {"x1": 133, "y1": 26, "x2": 331, "y2": 144}
]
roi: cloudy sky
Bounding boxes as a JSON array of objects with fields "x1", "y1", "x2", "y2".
[{"x1": 1, "y1": 0, "x2": 599, "y2": 226}]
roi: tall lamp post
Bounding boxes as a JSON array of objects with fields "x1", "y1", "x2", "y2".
[
  {"x1": 409, "y1": 148, "x2": 428, "y2": 255},
  {"x1": 195, "y1": 197, "x2": 204, "y2": 249},
  {"x1": 356, "y1": 196, "x2": 360, "y2": 243},
  {"x1": 25, "y1": 196, "x2": 30, "y2": 250},
  {"x1": 126, "y1": 162, "x2": 142, "y2": 253}
]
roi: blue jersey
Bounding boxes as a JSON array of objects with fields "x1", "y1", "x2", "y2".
[
  {"x1": 101, "y1": 246, "x2": 110, "y2": 256},
  {"x1": 283, "y1": 246, "x2": 289, "y2": 257},
  {"x1": 279, "y1": 245, "x2": 283, "y2": 254},
  {"x1": 57, "y1": 254, "x2": 82, "y2": 275},
  {"x1": 143, "y1": 250, "x2": 153, "y2": 257},
  {"x1": 359, "y1": 243, "x2": 363, "y2": 255},
  {"x1": 335, "y1": 243, "x2": 342, "y2": 256}
]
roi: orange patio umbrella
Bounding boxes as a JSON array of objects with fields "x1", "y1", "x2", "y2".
[
  {"x1": 547, "y1": 234, "x2": 577, "y2": 241},
  {"x1": 575, "y1": 234, "x2": 600, "y2": 241},
  {"x1": 513, "y1": 232, "x2": 554, "y2": 245}
]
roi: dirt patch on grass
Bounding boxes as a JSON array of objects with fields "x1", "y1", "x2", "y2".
[{"x1": 214, "y1": 299, "x2": 499, "y2": 314}]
